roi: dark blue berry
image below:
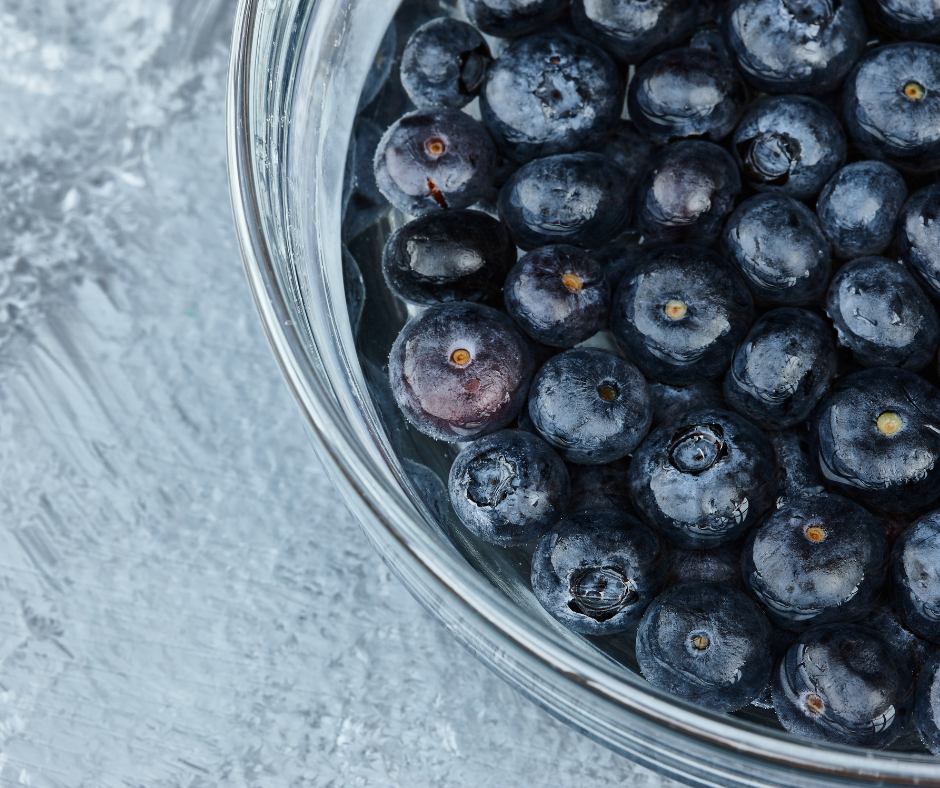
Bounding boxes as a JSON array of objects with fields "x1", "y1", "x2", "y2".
[
  {"x1": 733, "y1": 95, "x2": 847, "y2": 200},
  {"x1": 773, "y1": 623, "x2": 913, "y2": 748},
  {"x1": 497, "y1": 152, "x2": 633, "y2": 250},
  {"x1": 374, "y1": 107, "x2": 497, "y2": 215},
  {"x1": 724, "y1": 308, "x2": 838, "y2": 430},
  {"x1": 571, "y1": 0, "x2": 698, "y2": 64},
  {"x1": 743, "y1": 493, "x2": 888, "y2": 631},
  {"x1": 566, "y1": 458, "x2": 635, "y2": 514},
  {"x1": 382, "y1": 209, "x2": 515, "y2": 305},
  {"x1": 448, "y1": 429, "x2": 570, "y2": 546},
  {"x1": 661, "y1": 543, "x2": 745, "y2": 590},
  {"x1": 595, "y1": 120, "x2": 659, "y2": 185},
  {"x1": 861, "y1": 604, "x2": 931, "y2": 677},
  {"x1": 867, "y1": 0, "x2": 940, "y2": 42},
  {"x1": 400, "y1": 19, "x2": 492, "y2": 109},
  {"x1": 811, "y1": 367, "x2": 940, "y2": 513},
  {"x1": 915, "y1": 651, "x2": 940, "y2": 754},
  {"x1": 627, "y1": 407, "x2": 779, "y2": 548},
  {"x1": 816, "y1": 161, "x2": 908, "y2": 259},
  {"x1": 898, "y1": 184, "x2": 940, "y2": 299},
  {"x1": 504, "y1": 245, "x2": 610, "y2": 347},
  {"x1": 610, "y1": 245, "x2": 754, "y2": 385},
  {"x1": 528, "y1": 348, "x2": 652, "y2": 465},
  {"x1": 722, "y1": 194, "x2": 832, "y2": 304},
  {"x1": 770, "y1": 428, "x2": 826, "y2": 506},
  {"x1": 649, "y1": 379, "x2": 726, "y2": 426},
  {"x1": 627, "y1": 47, "x2": 748, "y2": 145},
  {"x1": 636, "y1": 581, "x2": 773, "y2": 712},
  {"x1": 891, "y1": 509, "x2": 940, "y2": 644},
  {"x1": 480, "y1": 30, "x2": 622, "y2": 163},
  {"x1": 388, "y1": 302, "x2": 534, "y2": 441},
  {"x1": 531, "y1": 509, "x2": 664, "y2": 635},
  {"x1": 459, "y1": 0, "x2": 571, "y2": 37},
  {"x1": 721, "y1": 0, "x2": 868, "y2": 95},
  {"x1": 844, "y1": 43, "x2": 940, "y2": 171},
  {"x1": 826, "y1": 256, "x2": 940, "y2": 371},
  {"x1": 635, "y1": 141, "x2": 741, "y2": 247}
]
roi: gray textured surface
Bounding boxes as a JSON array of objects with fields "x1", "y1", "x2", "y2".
[{"x1": 0, "y1": 1, "x2": 683, "y2": 785}]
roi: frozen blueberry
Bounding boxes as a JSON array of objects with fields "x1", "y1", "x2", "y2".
[
  {"x1": 811, "y1": 367, "x2": 940, "y2": 513},
  {"x1": 732, "y1": 95, "x2": 847, "y2": 201},
  {"x1": 389, "y1": 302, "x2": 534, "y2": 442},
  {"x1": 595, "y1": 120, "x2": 659, "y2": 185},
  {"x1": 742, "y1": 493, "x2": 888, "y2": 631},
  {"x1": 497, "y1": 152, "x2": 633, "y2": 250},
  {"x1": 374, "y1": 107, "x2": 497, "y2": 215},
  {"x1": 827, "y1": 256, "x2": 940, "y2": 371},
  {"x1": 480, "y1": 30, "x2": 622, "y2": 163},
  {"x1": 504, "y1": 245, "x2": 610, "y2": 348},
  {"x1": 649, "y1": 379, "x2": 726, "y2": 426},
  {"x1": 816, "y1": 162, "x2": 908, "y2": 259},
  {"x1": 400, "y1": 19, "x2": 492, "y2": 109},
  {"x1": 610, "y1": 245, "x2": 754, "y2": 385},
  {"x1": 448, "y1": 429, "x2": 570, "y2": 546},
  {"x1": 867, "y1": 0, "x2": 940, "y2": 42},
  {"x1": 627, "y1": 407, "x2": 779, "y2": 548},
  {"x1": 721, "y1": 194, "x2": 832, "y2": 305},
  {"x1": 661, "y1": 543, "x2": 745, "y2": 590},
  {"x1": 861, "y1": 604, "x2": 931, "y2": 677},
  {"x1": 566, "y1": 458, "x2": 634, "y2": 514},
  {"x1": 915, "y1": 652, "x2": 940, "y2": 754},
  {"x1": 590, "y1": 242, "x2": 646, "y2": 292},
  {"x1": 382, "y1": 209, "x2": 516, "y2": 305},
  {"x1": 531, "y1": 509, "x2": 664, "y2": 635},
  {"x1": 721, "y1": 0, "x2": 868, "y2": 95},
  {"x1": 460, "y1": 0, "x2": 571, "y2": 37},
  {"x1": 898, "y1": 184, "x2": 940, "y2": 299},
  {"x1": 635, "y1": 141, "x2": 741, "y2": 247},
  {"x1": 770, "y1": 428, "x2": 826, "y2": 506},
  {"x1": 636, "y1": 581, "x2": 773, "y2": 712},
  {"x1": 844, "y1": 43, "x2": 940, "y2": 171},
  {"x1": 773, "y1": 623, "x2": 913, "y2": 748},
  {"x1": 627, "y1": 47, "x2": 747, "y2": 145},
  {"x1": 571, "y1": 0, "x2": 698, "y2": 64},
  {"x1": 528, "y1": 348, "x2": 652, "y2": 465},
  {"x1": 891, "y1": 509, "x2": 940, "y2": 644},
  {"x1": 724, "y1": 308, "x2": 838, "y2": 430}
]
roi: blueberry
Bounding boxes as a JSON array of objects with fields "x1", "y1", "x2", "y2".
[
  {"x1": 635, "y1": 141, "x2": 742, "y2": 247},
  {"x1": 826, "y1": 256, "x2": 940, "y2": 371},
  {"x1": 661, "y1": 543, "x2": 745, "y2": 590},
  {"x1": 891, "y1": 509, "x2": 940, "y2": 643},
  {"x1": 721, "y1": 194, "x2": 832, "y2": 305},
  {"x1": 388, "y1": 302, "x2": 534, "y2": 441},
  {"x1": 480, "y1": 30, "x2": 622, "y2": 163},
  {"x1": 649, "y1": 379, "x2": 726, "y2": 426},
  {"x1": 528, "y1": 348, "x2": 652, "y2": 465},
  {"x1": 497, "y1": 152, "x2": 634, "y2": 250},
  {"x1": 811, "y1": 367, "x2": 940, "y2": 513},
  {"x1": 898, "y1": 183, "x2": 940, "y2": 299},
  {"x1": 721, "y1": 0, "x2": 868, "y2": 95},
  {"x1": 636, "y1": 581, "x2": 773, "y2": 712},
  {"x1": 627, "y1": 407, "x2": 779, "y2": 548},
  {"x1": 531, "y1": 509, "x2": 664, "y2": 635},
  {"x1": 732, "y1": 95, "x2": 847, "y2": 201},
  {"x1": 724, "y1": 308, "x2": 838, "y2": 430},
  {"x1": 566, "y1": 458, "x2": 635, "y2": 514},
  {"x1": 844, "y1": 43, "x2": 940, "y2": 171},
  {"x1": 627, "y1": 47, "x2": 748, "y2": 145},
  {"x1": 773, "y1": 623, "x2": 913, "y2": 748},
  {"x1": 504, "y1": 245, "x2": 610, "y2": 347},
  {"x1": 595, "y1": 120, "x2": 659, "y2": 185},
  {"x1": 459, "y1": 0, "x2": 571, "y2": 38},
  {"x1": 448, "y1": 429, "x2": 570, "y2": 546},
  {"x1": 816, "y1": 161, "x2": 908, "y2": 259},
  {"x1": 571, "y1": 0, "x2": 697, "y2": 63},
  {"x1": 590, "y1": 241, "x2": 646, "y2": 292},
  {"x1": 861, "y1": 604, "x2": 931, "y2": 677},
  {"x1": 915, "y1": 651, "x2": 940, "y2": 754},
  {"x1": 867, "y1": 0, "x2": 940, "y2": 42},
  {"x1": 374, "y1": 107, "x2": 497, "y2": 215},
  {"x1": 382, "y1": 209, "x2": 516, "y2": 305},
  {"x1": 610, "y1": 245, "x2": 754, "y2": 385},
  {"x1": 770, "y1": 427, "x2": 826, "y2": 506},
  {"x1": 400, "y1": 19, "x2": 492, "y2": 110},
  {"x1": 742, "y1": 493, "x2": 888, "y2": 631}
]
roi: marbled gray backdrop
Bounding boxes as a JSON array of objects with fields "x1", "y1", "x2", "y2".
[{"x1": 0, "y1": 1, "x2": 682, "y2": 785}]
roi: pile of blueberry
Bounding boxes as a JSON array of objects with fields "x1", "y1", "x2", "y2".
[{"x1": 362, "y1": 0, "x2": 940, "y2": 752}]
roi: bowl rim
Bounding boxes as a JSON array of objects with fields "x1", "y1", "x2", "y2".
[{"x1": 225, "y1": 0, "x2": 940, "y2": 783}]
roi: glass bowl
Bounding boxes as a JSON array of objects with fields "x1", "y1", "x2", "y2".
[{"x1": 226, "y1": 0, "x2": 940, "y2": 784}]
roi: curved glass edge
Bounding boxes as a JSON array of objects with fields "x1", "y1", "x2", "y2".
[{"x1": 225, "y1": 0, "x2": 940, "y2": 785}]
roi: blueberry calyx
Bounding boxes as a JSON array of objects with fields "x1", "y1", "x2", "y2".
[
  {"x1": 466, "y1": 453, "x2": 517, "y2": 507},
  {"x1": 598, "y1": 381, "x2": 620, "y2": 402},
  {"x1": 738, "y1": 132, "x2": 802, "y2": 186},
  {"x1": 563, "y1": 272, "x2": 583, "y2": 292},
  {"x1": 567, "y1": 566, "x2": 639, "y2": 621},
  {"x1": 669, "y1": 423, "x2": 728, "y2": 474},
  {"x1": 877, "y1": 411, "x2": 904, "y2": 436},
  {"x1": 450, "y1": 348, "x2": 471, "y2": 366},
  {"x1": 664, "y1": 299, "x2": 688, "y2": 320},
  {"x1": 805, "y1": 692, "x2": 825, "y2": 715},
  {"x1": 905, "y1": 81, "x2": 927, "y2": 101}
]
